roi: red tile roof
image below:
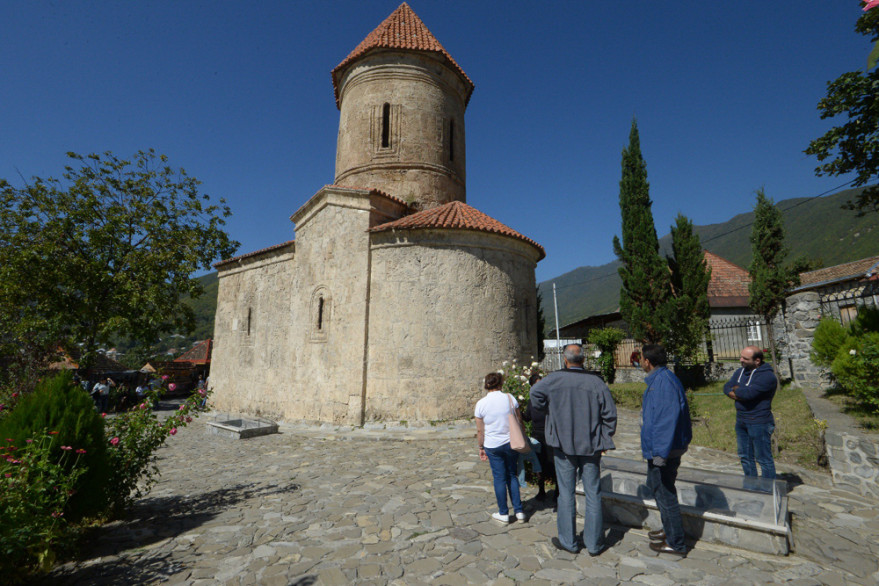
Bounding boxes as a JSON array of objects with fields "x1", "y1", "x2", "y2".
[
  {"x1": 214, "y1": 240, "x2": 295, "y2": 269},
  {"x1": 797, "y1": 255, "x2": 879, "y2": 288},
  {"x1": 332, "y1": 2, "x2": 475, "y2": 107},
  {"x1": 703, "y1": 251, "x2": 751, "y2": 301},
  {"x1": 174, "y1": 339, "x2": 212, "y2": 365},
  {"x1": 370, "y1": 200, "x2": 545, "y2": 260}
]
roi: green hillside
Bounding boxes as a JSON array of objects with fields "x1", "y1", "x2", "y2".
[
  {"x1": 540, "y1": 187, "x2": 878, "y2": 330},
  {"x1": 188, "y1": 272, "x2": 219, "y2": 342}
]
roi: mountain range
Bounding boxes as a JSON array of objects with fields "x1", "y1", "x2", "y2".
[{"x1": 537, "y1": 187, "x2": 878, "y2": 330}]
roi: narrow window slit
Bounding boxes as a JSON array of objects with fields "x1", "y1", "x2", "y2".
[{"x1": 381, "y1": 103, "x2": 390, "y2": 148}]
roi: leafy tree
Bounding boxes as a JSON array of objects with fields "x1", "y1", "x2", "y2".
[
  {"x1": 805, "y1": 7, "x2": 879, "y2": 215},
  {"x1": 666, "y1": 214, "x2": 711, "y2": 362},
  {"x1": 588, "y1": 327, "x2": 625, "y2": 384},
  {"x1": 0, "y1": 150, "x2": 239, "y2": 371},
  {"x1": 612, "y1": 120, "x2": 674, "y2": 344},
  {"x1": 748, "y1": 189, "x2": 791, "y2": 377}
]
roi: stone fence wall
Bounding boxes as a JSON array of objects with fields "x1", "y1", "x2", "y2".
[{"x1": 824, "y1": 430, "x2": 879, "y2": 500}]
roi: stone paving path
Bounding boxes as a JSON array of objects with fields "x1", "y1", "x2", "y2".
[{"x1": 45, "y1": 406, "x2": 879, "y2": 585}]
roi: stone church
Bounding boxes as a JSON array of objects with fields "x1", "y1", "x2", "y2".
[{"x1": 210, "y1": 3, "x2": 544, "y2": 425}]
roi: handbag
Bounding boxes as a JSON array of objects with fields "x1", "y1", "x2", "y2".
[{"x1": 507, "y1": 394, "x2": 531, "y2": 454}]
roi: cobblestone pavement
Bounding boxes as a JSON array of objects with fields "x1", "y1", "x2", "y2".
[{"x1": 46, "y1": 406, "x2": 879, "y2": 585}]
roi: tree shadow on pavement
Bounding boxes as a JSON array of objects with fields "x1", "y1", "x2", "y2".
[{"x1": 40, "y1": 481, "x2": 300, "y2": 585}]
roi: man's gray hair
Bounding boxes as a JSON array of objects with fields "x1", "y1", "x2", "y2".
[{"x1": 563, "y1": 344, "x2": 585, "y2": 365}]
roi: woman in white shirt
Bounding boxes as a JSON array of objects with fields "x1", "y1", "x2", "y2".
[{"x1": 475, "y1": 372, "x2": 526, "y2": 523}]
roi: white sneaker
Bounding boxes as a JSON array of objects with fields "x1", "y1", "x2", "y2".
[
  {"x1": 492, "y1": 512, "x2": 510, "y2": 524},
  {"x1": 515, "y1": 512, "x2": 527, "y2": 522}
]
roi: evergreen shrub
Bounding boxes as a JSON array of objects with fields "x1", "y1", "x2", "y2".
[
  {"x1": 0, "y1": 371, "x2": 110, "y2": 519},
  {"x1": 810, "y1": 317, "x2": 850, "y2": 368},
  {"x1": 588, "y1": 327, "x2": 625, "y2": 384},
  {"x1": 831, "y1": 332, "x2": 879, "y2": 412}
]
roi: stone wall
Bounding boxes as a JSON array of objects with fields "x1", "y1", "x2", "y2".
[
  {"x1": 211, "y1": 245, "x2": 297, "y2": 419},
  {"x1": 781, "y1": 291, "x2": 829, "y2": 388},
  {"x1": 824, "y1": 431, "x2": 879, "y2": 500},
  {"x1": 366, "y1": 229, "x2": 539, "y2": 421}
]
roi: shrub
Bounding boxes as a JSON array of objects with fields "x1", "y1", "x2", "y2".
[
  {"x1": 1, "y1": 430, "x2": 88, "y2": 579},
  {"x1": 850, "y1": 306, "x2": 879, "y2": 336},
  {"x1": 498, "y1": 359, "x2": 544, "y2": 436},
  {"x1": 588, "y1": 327, "x2": 625, "y2": 384},
  {"x1": 831, "y1": 332, "x2": 879, "y2": 413},
  {"x1": 0, "y1": 372, "x2": 110, "y2": 520},
  {"x1": 810, "y1": 317, "x2": 850, "y2": 369},
  {"x1": 104, "y1": 384, "x2": 211, "y2": 515}
]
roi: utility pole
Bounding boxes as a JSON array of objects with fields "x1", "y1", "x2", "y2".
[{"x1": 552, "y1": 282, "x2": 562, "y2": 370}]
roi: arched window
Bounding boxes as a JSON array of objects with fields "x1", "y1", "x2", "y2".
[
  {"x1": 310, "y1": 287, "x2": 331, "y2": 342},
  {"x1": 381, "y1": 103, "x2": 391, "y2": 148}
]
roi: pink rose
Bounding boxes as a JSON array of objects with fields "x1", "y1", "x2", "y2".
[
  {"x1": 169, "y1": 428, "x2": 177, "y2": 436},
  {"x1": 101, "y1": 412, "x2": 107, "y2": 418},
  {"x1": 161, "y1": 375, "x2": 169, "y2": 381},
  {"x1": 110, "y1": 437, "x2": 120, "y2": 446},
  {"x1": 139, "y1": 403, "x2": 147, "y2": 410},
  {"x1": 198, "y1": 389, "x2": 206, "y2": 396},
  {"x1": 179, "y1": 405, "x2": 185, "y2": 411}
]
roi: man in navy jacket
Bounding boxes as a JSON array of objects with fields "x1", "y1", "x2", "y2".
[
  {"x1": 640, "y1": 344, "x2": 692, "y2": 556},
  {"x1": 723, "y1": 346, "x2": 778, "y2": 479}
]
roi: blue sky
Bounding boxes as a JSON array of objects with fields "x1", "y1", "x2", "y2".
[{"x1": 1, "y1": 1, "x2": 870, "y2": 282}]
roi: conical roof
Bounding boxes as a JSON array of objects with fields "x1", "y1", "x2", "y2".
[
  {"x1": 332, "y1": 2, "x2": 474, "y2": 107},
  {"x1": 370, "y1": 200, "x2": 545, "y2": 260}
]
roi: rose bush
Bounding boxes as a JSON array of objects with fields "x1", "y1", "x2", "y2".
[
  {"x1": 103, "y1": 382, "x2": 212, "y2": 515},
  {"x1": 1, "y1": 430, "x2": 88, "y2": 579}
]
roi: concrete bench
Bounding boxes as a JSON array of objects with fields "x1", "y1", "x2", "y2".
[{"x1": 584, "y1": 456, "x2": 790, "y2": 555}]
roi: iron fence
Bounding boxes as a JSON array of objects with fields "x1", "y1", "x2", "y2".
[
  {"x1": 706, "y1": 316, "x2": 768, "y2": 361},
  {"x1": 817, "y1": 280, "x2": 879, "y2": 326},
  {"x1": 541, "y1": 316, "x2": 771, "y2": 371}
]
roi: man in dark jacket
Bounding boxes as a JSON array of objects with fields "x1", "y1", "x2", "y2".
[
  {"x1": 640, "y1": 344, "x2": 692, "y2": 556},
  {"x1": 723, "y1": 346, "x2": 778, "y2": 479},
  {"x1": 530, "y1": 344, "x2": 617, "y2": 555}
]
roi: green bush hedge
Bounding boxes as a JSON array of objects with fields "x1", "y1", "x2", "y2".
[{"x1": 0, "y1": 372, "x2": 110, "y2": 519}]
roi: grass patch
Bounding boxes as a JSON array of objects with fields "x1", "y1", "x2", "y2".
[
  {"x1": 608, "y1": 382, "x2": 646, "y2": 410},
  {"x1": 609, "y1": 380, "x2": 827, "y2": 471}
]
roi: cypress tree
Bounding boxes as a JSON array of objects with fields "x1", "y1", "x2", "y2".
[
  {"x1": 748, "y1": 189, "x2": 789, "y2": 377},
  {"x1": 667, "y1": 213, "x2": 712, "y2": 362},
  {"x1": 612, "y1": 120, "x2": 674, "y2": 344}
]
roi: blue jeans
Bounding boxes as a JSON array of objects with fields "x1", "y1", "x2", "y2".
[
  {"x1": 516, "y1": 438, "x2": 542, "y2": 486},
  {"x1": 735, "y1": 421, "x2": 776, "y2": 479},
  {"x1": 555, "y1": 451, "x2": 603, "y2": 554},
  {"x1": 484, "y1": 443, "x2": 523, "y2": 516},
  {"x1": 647, "y1": 458, "x2": 686, "y2": 552}
]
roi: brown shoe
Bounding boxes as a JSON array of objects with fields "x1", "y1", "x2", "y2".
[
  {"x1": 648, "y1": 529, "x2": 666, "y2": 541},
  {"x1": 649, "y1": 540, "x2": 687, "y2": 556}
]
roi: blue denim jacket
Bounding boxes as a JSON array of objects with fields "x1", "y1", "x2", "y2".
[{"x1": 641, "y1": 367, "x2": 692, "y2": 460}]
